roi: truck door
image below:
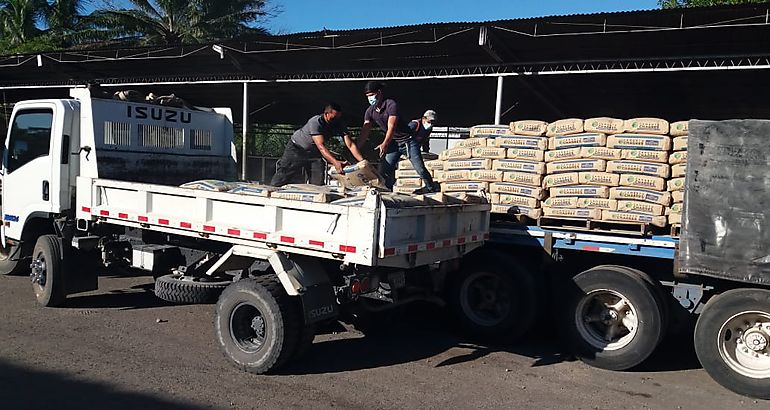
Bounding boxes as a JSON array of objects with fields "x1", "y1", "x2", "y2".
[{"x1": 2, "y1": 103, "x2": 59, "y2": 242}]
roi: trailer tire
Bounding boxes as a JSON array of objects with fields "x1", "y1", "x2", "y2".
[
  {"x1": 154, "y1": 274, "x2": 231, "y2": 304},
  {"x1": 30, "y1": 235, "x2": 67, "y2": 307},
  {"x1": 564, "y1": 266, "x2": 664, "y2": 371},
  {"x1": 451, "y1": 249, "x2": 537, "y2": 342},
  {"x1": 215, "y1": 276, "x2": 302, "y2": 374},
  {"x1": 694, "y1": 288, "x2": 770, "y2": 400},
  {"x1": 0, "y1": 243, "x2": 27, "y2": 276}
]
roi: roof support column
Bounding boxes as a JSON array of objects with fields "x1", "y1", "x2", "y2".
[
  {"x1": 494, "y1": 75, "x2": 504, "y2": 125},
  {"x1": 242, "y1": 82, "x2": 249, "y2": 180}
]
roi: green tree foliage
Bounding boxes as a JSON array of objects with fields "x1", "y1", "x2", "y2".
[{"x1": 659, "y1": 0, "x2": 766, "y2": 8}]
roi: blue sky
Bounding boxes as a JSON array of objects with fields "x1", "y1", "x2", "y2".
[{"x1": 265, "y1": 0, "x2": 660, "y2": 33}]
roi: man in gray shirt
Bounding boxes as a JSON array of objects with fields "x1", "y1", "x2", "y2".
[{"x1": 271, "y1": 103, "x2": 364, "y2": 186}]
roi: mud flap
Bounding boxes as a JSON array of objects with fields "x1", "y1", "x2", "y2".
[{"x1": 301, "y1": 283, "x2": 339, "y2": 324}]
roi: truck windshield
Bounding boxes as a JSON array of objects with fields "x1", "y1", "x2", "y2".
[{"x1": 7, "y1": 109, "x2": 53, "y2": 174}]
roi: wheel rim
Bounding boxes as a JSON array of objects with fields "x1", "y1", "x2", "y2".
[
  {"x1": 30, "y1": 252, "x2": 47, "y2": 293},
  {"x1": 459, "y1": 271, "x2": 512, "y2": 327},
  {"x1": 0, "y1": 245, "x2": 11, "y2": 262},
  {"x1": 717, "y1": 310, "x2": 770, "y2": 379},
  {"x1": 229, "y1": 302, "x2": 267, "y2": 354},
  {"x1": 575, "y1": 289, "x2": 639, "y2": 351}
]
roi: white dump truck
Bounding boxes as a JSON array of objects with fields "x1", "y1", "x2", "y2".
[{"x1": 0, "y1": 88, "x2": 490, "y2": 373}]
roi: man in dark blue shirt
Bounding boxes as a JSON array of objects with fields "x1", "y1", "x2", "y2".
[{"x1": 354, "y1": 81, "x2": 437, "y2": 192}]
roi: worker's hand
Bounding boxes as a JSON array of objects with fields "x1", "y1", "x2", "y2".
[
  {"x1": 375, "y1": 143, "x2": 388, "y2": 158},
  {"x1": 333, "y1": 160, "x2": 346, "y2": 174}
]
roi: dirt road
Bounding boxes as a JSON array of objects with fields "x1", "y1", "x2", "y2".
[{"x1": 0, "y1": 273, "x2": 764, "y2": 410}]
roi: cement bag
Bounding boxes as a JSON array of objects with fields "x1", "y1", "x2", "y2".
[
  {"x1": 469, "y1": 170, "x2": 504, "y2": 182},
  {"x1": 670, "y1": 121, "x2": 689, "y2": 137},
  {"x1": 393, "y1": 186, "x2": 418, "y2": 195},
  {"x1": 490, "y1": 182, "x2": 545, "y2": 200},
  {"x1": 496, "y1": 194, "x2": 540, "y2": 208},
  {"x1": 441, "y1": 170, "x2": 472, "y2": 182},
  {"x1": 577, "y1": 198, "x2": 618, "y2": 211},
  {"x1": 511, "y1": 120, "x2": 548, "y2": 136},
  {"x1": 543, "y1": 197, "x2": 578, "y2": 208},
  {"x1": 672, "y1": 190, "x2": 684, "y2": 203},
  {"x1": 444, "y1": 158, "x2": 492, "y2": 171},
  {"x1": 621, "y1": 150, "x2": 669, "y2": 164},
  {"x1": 609, "y1": 187, "x2": 672, "y2": 206},
  {"x1": 617, "y1": 200, "x2": 665, "y2": 216},
  {"x1": 440, "y1": 148, "x2": 473, "y2": 161},
  {"x1": 470, "y1": 125, "x2": 514, "y2": 138},
  {"x1": 181, "y1": 179, "x2": 238, "y2": 192},
  {"x1": 673, "y1": 136, "x2": 688, "y2": 151},
  {"x1": 395, "y1": 169, "x2": 420, "y2": 179},
  {"x1": 491, "y1": 204, "x2": 543, "y2": 219},
  {"x1": 667, "y1": 202, "x2": 684, "y2": 215},
  {"x1": 272, "y1": 189, "x2": 344, "y2": 203},
  {"x1": 441, "y1": 181, "x2": 489, "y2": 193},
  {"x1": 606, "y1": 160, "x2": 670, "y2": 178},
  {"x1": 602, "y1": 210, "x2": 667, "y2": 227},
  {"x1": 507, "y1": 148, "x2": 545, "y2": 162},
  {"x1": 619, "y1": 174, "x2": 666, "y2": 191},
  {"x1": 546, "y1": 118, "x2": 584, "y2": 137},
  {"x1": 442, "y1": 192, "x2": 488, "y2": 204},
  {"x1": 543, "y1": 207, "x2": 602, "y2": 219},
  {"x1": 228, "y1": 183, "x2": 277, "y2": 197},
  {"x1": 488, "y1": 136, "x2": 548, "y2": 150},
  {"x1": 396, "y1": 178, "x2": 424, "y2": 188},
  {"x1": 580, "y1": 147, "x2": 622, "y2": 161},
  {"x1": 472, "y1": 147, "x2": 507, "y2": 159},
  {"x1": 457, "y1": 138, "x2": 490, "y2": 148},
  {"x1": 283, "y1": 184, "x2": 345, "y2": 193},
  {"x1": 425, "y1": 160, "x2": 445, "y2": 170},
  {"x1": 329, "y1": 160, "x2": 385, "y2": 188},
  {"x1": 549, "y1": 185, "x2": 610, "y2": 198},
  {"x1": 545, "y1": 148, "x2": 582, "y2": 163},
  {"x1": 543, "y1": 172, "x2": 580, "y2": 188},
  {"x1": 667, "y1": 177, "x2": 686, "y2": 192},
  {"x1": 669, "y1": 213, "x2": 682, "y2": 225},
  {"x1": 492, "y1": 159, "x2": 546, "y2": 174},
  {"x1": 578, "y1": 172, "x2": 620, "y2": 187},
  {"x1": 671, "y1": 164, "x2": 687, "y2": 178},
  {"x1": 549, "y1": 133, "x2": 607, "y2": 150},
  {"x1": 503, "y1": 172, "x2": 544, "y2": 187},
  {"x1": 607, "y1": 134, "x2": 671, "y2": 151},
  {"x1": 584, "y1": 117, "x2": 624, "y2": 134},
  {"x1": 547, "y1": 159, "x2": 606, "y2": 174},
  {"x1": 623, "y1": 118, "x2": 670, "y2": 135},
  {"x1": 669, "y1": 151, "x2": 688, "y2": 165}
]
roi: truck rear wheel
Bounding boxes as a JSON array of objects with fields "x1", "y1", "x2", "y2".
[
  {"x1": 154, "y1": 273, "x2": 231, "y2": 304},
  {"x1": 30, "y1": 235, "x2": 66, "y2": 307},
  {"x1": 564, "y1": 266, "x2": 665, "y2": 370},
  {"x1": 215, "y1": 276, "x2": 302, "y2": 374},
  {"x1": 451, "y1": 249, "x2": 537, "y2": 342},
  {"x1": 0, "y1": 243, "x2": 27, "y2": 276},
  {"x1": 694, "y1": 288, "x2": 770, "y2": 400}
]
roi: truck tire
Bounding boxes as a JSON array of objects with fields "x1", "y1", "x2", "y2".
[
  {"x1": 215, "y1": 276, "x2": 302, "y2": 374},
  {"x1": 30, "y1": 235, "x2": 67, "y2": 307},
  {"x1": 564, "y1": 266, "x2": 665, "y2": 370},
  {"x1": 694, "y1": 288, "x2": 770, "y2": 400},
  {"x1": 0, "y1": 243, "x2": 27, "y2": 276},
  {"x1": 602, "y1": 265, "x2": 671, "y2": 334},
  {"x1": 451, "y1": 249, "x2": 537, "y2": 342},
  {"x1": 154, "y1": 274, "x2": 231, "y2": 304}
]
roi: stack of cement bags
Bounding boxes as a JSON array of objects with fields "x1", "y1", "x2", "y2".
[
  {"x1": 667, "y1": 121, "x2": 688, "y2": 226},
  {"x1": 394, "y1": 154, "x2": 445, "y2": 194}
]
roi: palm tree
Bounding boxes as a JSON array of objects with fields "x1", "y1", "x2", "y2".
[
  {"x1": 0, "y1": 0, "x2": 45, "y2": 46},
  {"x1": 88, "y1": 0, "x2": 272, "y2": 46}
]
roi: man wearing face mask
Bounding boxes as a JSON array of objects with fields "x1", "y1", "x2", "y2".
[
  {"x1": 271, "y1": 102, "x2": 358, "y2": 187},
  {"x1": 354, "y1": 81, "x2": 438, "y2": 192},
  {"x1": 408, "y1": 110, "x2": 437, "y2": 153}
]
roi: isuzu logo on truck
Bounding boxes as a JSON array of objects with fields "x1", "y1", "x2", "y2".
[{"x1": 126, "y1": 105, "x2": 192, "y2": 123}]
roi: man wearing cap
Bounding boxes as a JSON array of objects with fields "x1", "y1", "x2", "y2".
[
  {"x1": 408, "y1": 110, "x2": 437, "y2": 153},
  {"x1": 353, "y1": 81, "x2": 438, "y2": 192},
  {"x1": 271, "y1": 102, "x2": 359, "y2": 187}
]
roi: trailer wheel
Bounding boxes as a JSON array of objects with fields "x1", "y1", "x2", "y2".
[
  {"x1": 154, "y1": 274, "x2": 231, "y2": 304},
  {"x1": 0, "y1": 243, "x2": 27, "y2": 276},
  {"x1": 564, "y1": 266, "x2": 665, "y2": 370},
  {"x1": 215, "y1": 276, "x2": 301, "y2": 374},
  {"x1": 451, "y1": 249, "x2": 537, "y2": 342},
  {"x1": 30, "y1": 235, "x2": 66, "y2": 307},
  {"x1": 694, "y1": 288, "x2": 770, "y2": 400}
]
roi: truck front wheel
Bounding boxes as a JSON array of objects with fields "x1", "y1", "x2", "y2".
[
  {"x1": 215, "y1": 276, "x2": 302, "y2": 374},
  {"x1": 30, "y1": 235, "x2": 67, "y2": 307},
  {"x1": 563, "y1": 266, "x2": 665, "y2": 370},
  {"x1": 694, "y1": 288, "x2": 770, "y2": 400}
]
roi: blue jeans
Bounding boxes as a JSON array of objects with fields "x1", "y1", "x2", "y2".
[{"x1": 379, "y1": 139, "x2": 436, "y2": 191}]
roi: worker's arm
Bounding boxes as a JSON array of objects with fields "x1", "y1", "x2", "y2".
[
  {"x1": 312, "y1": 135, "x2": 345, "y2": 174},
  {"x1": 375, "y1": 115, "x2": 398, "y2": 157},
  {"x1": 357, "y1": 121, "x2": 373, "y2": 146},
  {"x1": 344, "y1": 133, "x2": 366, "y2": 162}
]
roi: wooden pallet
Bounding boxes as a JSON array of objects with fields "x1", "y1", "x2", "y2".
[
  {"x1": 670, "y1": 224, "x2": 682, "y2": 238},
  {"x1": 537, "y1": 216, "x2": 655, "y2": 236}
]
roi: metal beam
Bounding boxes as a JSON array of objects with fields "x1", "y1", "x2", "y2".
[
  {"x1": 242, "y1": 82, "x2": 248, "y2": 180},
  {"x1": 494, "y1": 76, "x2": 503, "y2": 125}
]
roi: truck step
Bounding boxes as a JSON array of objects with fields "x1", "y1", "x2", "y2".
[{"x1": 537, "y1": 216, "x2": 657, "y2": 237}]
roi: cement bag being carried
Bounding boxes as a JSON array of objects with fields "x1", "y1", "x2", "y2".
[{"x1": 328, "y1": 160, "x2": 386, "y2": 189}]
